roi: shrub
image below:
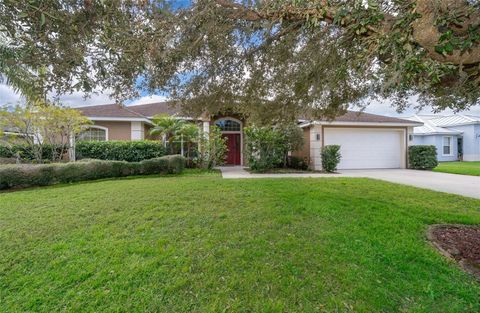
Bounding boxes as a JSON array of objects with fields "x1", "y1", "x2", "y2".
[
  {"x1": 0, "y1": 155, "x2": 186, "y2": 190},
  {"x1": 75, "y1": 140, "x2": 166, "y2": 162},
  {"x1": 409, "y1": 145, "x2": 438, "y2": 170},
  {"x1": 245, "y1": 126, "x2": 285, "y2": 172},
  {"x1": 245, "y1": 124, "x2": 305, "y2": 171},
  {"x1": 0, "y1": 144, "x2": 65, "y2": 161},
  {"x1": 0, "y1": 157, "x2": 17, "y2": 164},
  {"x1": 321, "y1": 145, "x2": 341, "y2": 173},
  {"x1": 196, "y1": 126, "x2": 228, "y2": 169},
  {"x1": 0, "y1": 145, "x2": 11, "y2": 158},
  {"x1": 287, "y1": 156, "x2": 309, "y2": 170},
  {"x1": 164, "y1": 155, "x2": 186, "y2": 173}
]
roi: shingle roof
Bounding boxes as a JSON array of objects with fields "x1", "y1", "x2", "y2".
[
  {"x1": 323, "y1": 111, "x2": 417, "y2": 124},
  {"x1": 77, "y1": 103, "x2": 418, "y2": 125},
  {"x1": 128, "y1": 102, "x2": 181, "y2": 117},
  {"x1": 76, "y1": 103, "x2": 147, "y2": 118}
]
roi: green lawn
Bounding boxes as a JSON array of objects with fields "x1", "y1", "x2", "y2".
[
  {"x1": 1, "y1": 171, "x2": 480, "y2": 312},
  {"x1": 434, "y1": 161, "x2": 480, "y2": 176}
]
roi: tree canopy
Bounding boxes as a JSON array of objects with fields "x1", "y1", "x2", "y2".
[{"x1": 1, "y1": 0, "x2": 479, "y2": 120}]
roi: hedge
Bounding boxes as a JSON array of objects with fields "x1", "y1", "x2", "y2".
[
  {"x1": 75, "y1": 140, "x2": 166, "y2": 162},
  {"x1": 0, "y1": 155, "x2": 185, "y2": 190},
  {"x1": 408, "y1": 145, "x2": 438, "y2": 170},
  {"x1": 0, "y1": 144, "x2": 64, "y2": 161}
]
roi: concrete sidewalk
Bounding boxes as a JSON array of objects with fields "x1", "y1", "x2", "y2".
[{"x1": 219, "y1": 167, "x2": 480, "y2": 199}]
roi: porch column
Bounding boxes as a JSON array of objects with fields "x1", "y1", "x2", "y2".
[{"x1": 202, "y1": 120, "x2": 210, "y2": 135}]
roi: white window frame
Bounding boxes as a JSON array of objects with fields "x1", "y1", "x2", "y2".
[
  {"x1": 78, "y1": 125, "x2": 109, "y2": 142},
  {"x1": 442, "y1": 136, "x2": 453, "y2": 156}
]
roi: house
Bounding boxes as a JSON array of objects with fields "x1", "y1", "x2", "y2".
[
  {"x1": 408, "y1": 114, "x2": 480, "y2": 162},
  {"x1": 76, "y1": 102, "x2": 422, "y2": 170}
]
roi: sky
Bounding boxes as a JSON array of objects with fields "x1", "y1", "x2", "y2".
[{"x1": 1, "y1": 81, "x2": 480, "y2": 117}]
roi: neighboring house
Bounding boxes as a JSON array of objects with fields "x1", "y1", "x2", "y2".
[
  {"x1": 408, "y1": 114, "x2": 480, "y2": 162},
  {"x1": 76, "y1": 102, "x2": 422, "y2": 170}
]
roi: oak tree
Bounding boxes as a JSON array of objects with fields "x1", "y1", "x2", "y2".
[{"x1": 1, "y1": 0, "x2": 479, "y2": 120}]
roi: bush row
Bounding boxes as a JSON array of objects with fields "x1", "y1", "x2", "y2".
[
  {"x1": 0, "y1": 140, "x2": 167, "y2": 163},
  {"x1": 75, "y1": 140, "x2": 166, "y2": 162},
  {"x1": 408, "y1": 145, "x2": 438, "y2": 170},
  {"x1": 0, "y1": 155, "x2": 185, "y2": 190},
  {"x1": 0, "y1": 144, "x2": 65, "y2": 161}
]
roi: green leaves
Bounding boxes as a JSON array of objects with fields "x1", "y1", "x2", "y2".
[{"x1": 40, "y1": 12, "x2": 45, "y2": 27}]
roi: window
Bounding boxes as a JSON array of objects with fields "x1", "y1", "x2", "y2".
[
  {"x1": 77, "y1": 127, "x2": 107, "y2": 141},
  {"x1": 215, "y1": 119, "x2": 241, "y2": 132},
  {"x1": 442, "y1": 136, "x2": 452, "y2": 156}
]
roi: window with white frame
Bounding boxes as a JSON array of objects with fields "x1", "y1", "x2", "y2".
[
  {"x1": 215, "y1": 119, "x2": 241, "y2": 132},
  {"x1": 442, "y1": 136, "x2": 453, "y2": 156},
  {"x1": 77, "y1": 127, "x2": 107, "y2": 141}
]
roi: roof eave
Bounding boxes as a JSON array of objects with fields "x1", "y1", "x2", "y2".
[
  {"x1": 413, "y1": 132, "x2": 463, "y2": 136},
  {"x1": 300, "y1": 121, "x2": 422, "y2": 128},
  {"x1": 87, "y1": 116, "x2": 154, "y2": 125}
]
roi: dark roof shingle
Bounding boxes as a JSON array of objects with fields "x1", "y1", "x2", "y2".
[
  {"x1": 76, "y1": 104, "x2": 147, "y2": 118},
  {"x1": 323, "y1": 111, "x2": 416, "y2": 124},
  {"x1": 77, "y1": 103, "x2": 416, "y2": 125},
  {"x1": 128, "y1": 102, "x2": 181, "y2": 117}
]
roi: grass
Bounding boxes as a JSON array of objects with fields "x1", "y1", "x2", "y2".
[
  {"x1": 433, "y1": 161, "x2": 480, "y2": 176},
  {"x1": 1, "y1": 171, "x2": 480, "y2": 312}
]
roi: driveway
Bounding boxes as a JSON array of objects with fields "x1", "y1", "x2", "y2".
[{"x1": 220, "y1": 167, "x2": 480, "y2": 199}]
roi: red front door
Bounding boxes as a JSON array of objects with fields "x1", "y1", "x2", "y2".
[{"x1": 223, "y1": 133, "x2": 241, "y2": 165}]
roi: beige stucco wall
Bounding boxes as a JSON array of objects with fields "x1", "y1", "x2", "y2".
[{"x1": 93, "y1": 121, "x2": 131, "y2": 141}]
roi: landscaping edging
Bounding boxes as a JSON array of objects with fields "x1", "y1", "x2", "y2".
[{"x1": 427, "y1": 224, "x2": 480, "y2": 280}]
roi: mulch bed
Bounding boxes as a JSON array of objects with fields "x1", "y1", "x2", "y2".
[{"x1": 427, "y1": 224, "x2": 480, "y2": 280}]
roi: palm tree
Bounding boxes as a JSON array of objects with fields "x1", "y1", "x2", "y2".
[
  {"x1": 178, "y1": 123, "x2": 199, "y2": 162},
  {"x1": 150, "y1": 114, "x2": 186, "y2": 154}
]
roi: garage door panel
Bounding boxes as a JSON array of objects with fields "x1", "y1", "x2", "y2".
[{"x1": 324, "y1": 128, "x2": 404, "y2": 169}]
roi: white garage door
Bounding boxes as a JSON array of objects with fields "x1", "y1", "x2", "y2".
[{"x1": 323, "y1": 128, "x2": 405, "y2": 170}]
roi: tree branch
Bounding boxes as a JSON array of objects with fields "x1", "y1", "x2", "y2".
[
  {"x1": 214, "y1": 0, "x2": 480, "y2": 66},
  {"x1": 413, "y1": 0, "x2": 480, "y2": 65}
]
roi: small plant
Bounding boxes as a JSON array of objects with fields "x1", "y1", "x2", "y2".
[
  {"x1": 321, "y1": 145, "x2": 341, "y2": 172},
  {"x1": 409, "y1": 145, "x2": 438, "y2": 170},
  {"x1": 196, "y1": 126, "x2": 227, "y2": 169},
  {"x1": 287, "y1": 156, "x2": 309, "y2": 170}
]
